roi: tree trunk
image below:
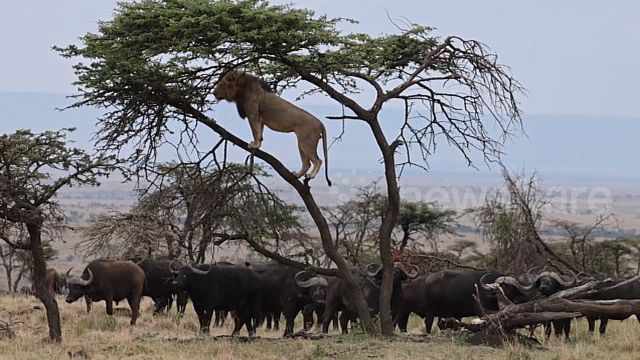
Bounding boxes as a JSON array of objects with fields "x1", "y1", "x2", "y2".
[
  {"x1": 3, "y1": 265, "x2": 12, "y2": 293},
  {"x1": 369, "y1": 120, "x2": 401, "y2": 337},
  {"x1": 27, "y1": 222, "x2": 62, "y2": 342},
  {"x1": 398, "y1": 229, "x2": 410, "y2": 255},
  {"x1": 12, "y1": 268, "x2": 25, "y2": 293}
]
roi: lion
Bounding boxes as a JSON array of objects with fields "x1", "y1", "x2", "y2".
[{"x1": 213, "y1": 70, "x2": 331, "y2": 186}]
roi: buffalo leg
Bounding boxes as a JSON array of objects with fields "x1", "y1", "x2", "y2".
[
  {"x1": 273, "y1": 310, "x2": 281, "y2": 331},
  {"x1": 153, "y1": 297, "x2": 168, "y2": 315},
  {"x1": 424, "y1": 315, "x2": 435, "y2": 334},
  {"x1": 84, "y1": 296, "x2": 92, "y2": 313},
  {"x1": 339, "y1": 311, "x2": 351, "y2": 334},
  {"x1": 302, "y1": 304, "x2": 314, "y2": 331},
  {"x1": 166, "y1": 295, "x2": 173, "y2": 312},
  {"x1": 563, "y1": 320, "x2": 571, "y2": 338},
  {"x1": 544, "y1": 321, "x2": 552, "y2": 338},
  {"x1": 587, "y1": 317, "x2": 596, "y2": 332},
  {"x1": 232, "y1": 310, "x2": 248, "y2": 336},
  {"x1": 194, "y1": 305, "x2": 210, "y2": 333},
  {"x1": 314, "y1": 307, "x2": 323, "y2": 331},
  {"x1": 396, "y1": 311, "x2": 410, "y2": 333},
  {"x1": 599, "y1": 317, "x2": 609, "y2": 335},
  {"x1": 127, "y1": 295, "x2": 140, "y2": 325},
  {"x1": 105, "y1": 296, "x2": 114, "y2": 316},
  {"x1": 176, "y1": 292, "x2": 188, "y2": 315},
  {"x1": 202, "y1": 307, "x2": 214, "y2": 333},
  {"x1": 321, "y1": 301, "x2": 338, "y2": 333},
  {"x1": 283, "y1": 308, "x2": 298, "y2": 337}
]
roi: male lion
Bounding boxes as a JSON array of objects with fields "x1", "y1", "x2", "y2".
[{"x1": 213, "y1": 70, "x2": 331, "y2": 186}]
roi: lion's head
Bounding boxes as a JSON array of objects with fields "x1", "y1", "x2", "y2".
[{"x1": 213, "y1": 70, "x2": 242, "y2": 101}]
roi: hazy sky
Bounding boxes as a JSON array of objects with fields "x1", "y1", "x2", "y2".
[
  {"x1": 2, "y1": 0, "x2": 640, "y2": 117},
  {"x1": 1, "y1": 1, "x2": 639, "y2": 181}
]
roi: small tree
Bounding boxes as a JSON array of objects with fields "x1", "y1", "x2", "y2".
[
  {"x1": 624, "y1": 237, "x2": 640, "y2": 275},
  {"x1": 396, "y1": 201, "x2": 457, "y2": 254},
  {"x1": 600, "y1": 240, "x2": 632, "y2": 276},
  {"x1": 0, "y1": 129, "x2": 115, "y2": 342},
  {"x1": 475, "y1": 170, "x2": 579, "y2": 274},
  {"x1": 79, "y1": 163, "x2": 302, "y2": 263},
  {"x1": 551, "y1": 214, "x2": 615, "y2": 273}
]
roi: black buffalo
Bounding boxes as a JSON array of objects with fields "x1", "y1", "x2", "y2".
[
  {"x1": 322, "y1": 263, "x2": 418, "y2": 334},
  {"x1": 482, "y1": 270, "x2": 577, "y2": 337},
  {"x1": 585, "y1": 276, "x2": 640, "y2": 334},
  {"x1": 532, "y1": 271, "x2": 576, "y2": 338},
  {"x1": 396, "y1": 269, "x2": 502, "y2": 334},
  {"x1": 246, "y1": 262, "x2": 328, "y2": 337},
  {"x1": 65, "y1": 259, "x2": 145, "y2": 325},
  {"x1": 137, "y1": 259, "x2": 188, "y2": 315},
  {"x1": 171, "y1": 263, "x2": 265, "y2": 336},
  {"x1": 493, "y1": 271, "x2": 577, "y2": 338}
]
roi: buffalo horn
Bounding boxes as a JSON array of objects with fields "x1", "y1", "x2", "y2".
[
  {"x1": 295, "y1": 271, "x2": 328, "y2": 288},
  {"x1": 547, "y1": 271, "x2": 576, "y2": 287},
  {"x1": 406, "y1": 265, "x2": 420, "y2": 279},
  {"x1": 365, "y1": 264, "x2": 382, "y2": 277},
  {"x1": 189, "y1": 263, "x2": 211, "y2": 275},
  {"x1": 68, "y1": 268, "x2": 93, "y2": 286},
  {"x1": 479, "y1": 273, "x2": 496, "y2": 291}
]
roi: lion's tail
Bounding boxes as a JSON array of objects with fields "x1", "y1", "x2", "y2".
[{"x1": 321, "y1": 124, "x2": 332, "y2": 187}]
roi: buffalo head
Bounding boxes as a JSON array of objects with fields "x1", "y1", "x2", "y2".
[
  {"x1": 65, "y1": 268, "x2": 94, "y2": 303},
  {"x1": 534, "y1": 271, "x2": 576, "y2": 296},
  {"x1": 295, "y1": 271, "x2": 328, "y2": 305},
  {"x1": 366, "y1": 263, "x2": 419, "y2": 283}
]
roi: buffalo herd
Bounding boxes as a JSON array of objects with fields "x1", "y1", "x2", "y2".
[{"x1": 28, "y1": 259, "x2": 640, "y2": 338}]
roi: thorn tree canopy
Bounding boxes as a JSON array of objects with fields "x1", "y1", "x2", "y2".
[{"x1": 57, "y1": 0, "x2": 524, "y2": 335}]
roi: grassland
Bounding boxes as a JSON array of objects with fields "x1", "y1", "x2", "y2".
[{"x1": 1, "y1": 294, "x2": 639, "y2": 360}]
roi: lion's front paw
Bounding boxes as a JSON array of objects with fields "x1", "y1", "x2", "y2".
[
  {"x1": 248, "y1": 141, "x2": 262, "y2": 149},
  {"x1": 291, "y1": 171, "x2": 303, "y2": 178}
]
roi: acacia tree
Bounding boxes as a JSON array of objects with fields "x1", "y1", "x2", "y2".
[
  {"x1": 0, "y1": 129, "x2": 115, "y2": 341},
  {"x1": 79, "y1": 163, "x2": 302, "y2": 263},
  {"x1": 58, "y1": 0, "x2": 523, "y2": 335},
  {"x1": 396, "y1": 201, "x2": 457, "y2": 254}
]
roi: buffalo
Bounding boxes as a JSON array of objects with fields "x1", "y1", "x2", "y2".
[
  {"x1": 322, "y1": 263, "x2": 418, "y2": 334},
  {"x1": 65, "y1": 259, "x2": 145, "y2": 325},
  {"x1": 585, "y1": 276, "x2": 640, "y2": 334},
  {"x1": 137, "y1": 259, "x2": 188, "y2": 315},
  {"x1": 245, "y1": 262, "x2": 329, "y2": 337},
  {"x1": 492, "y1": 271, "x2": 576, "y2": 338},
  {"x1": 396, "y1": 269, "x2": 502, "y2": 334},
  {"x1": 44, "y1": 268, "x2": 65, "y2": 295},
  {"x1": 171, "y1": 263, "x2": 265, "y2": 336},
  {"x1": 532, "y1": 271, "x2": 576, "y2": 338}
]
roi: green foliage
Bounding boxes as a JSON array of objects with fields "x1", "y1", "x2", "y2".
[
  {"x1": 57, "y1": 0, "x2": 522, "y2": 174},
  {"x1": 0, "y1": 129, "x2": 116, "y2": 212},
  {"x1": 397, "y1": 201, "x2": 457, "y2": 252},
  {"x1": 79, "y1": 162, "x2": 301, "y2": 262},
  {"x1": 326, "y1": 182, "x2": 457, "y2": 264}
]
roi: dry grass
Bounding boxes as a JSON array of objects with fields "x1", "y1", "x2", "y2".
[{"x1": 0, "y1": 294, "x2": 639, "y2": 360}]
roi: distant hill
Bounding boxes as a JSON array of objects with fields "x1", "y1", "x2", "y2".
[{"x1": 2, "y1": 91, "x2": 639, "y2": 183}]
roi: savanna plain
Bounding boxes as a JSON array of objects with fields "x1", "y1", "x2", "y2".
[{"x1": 1, "y1": 292, "x2": 640, "y2": 360}]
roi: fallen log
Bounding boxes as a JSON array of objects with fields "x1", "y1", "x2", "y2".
[{"x1": 459, "y1": 278, "x2": 640, "y2": 346}]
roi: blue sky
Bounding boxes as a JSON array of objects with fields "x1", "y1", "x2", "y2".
[{"x1": 1, "y1": 1, "x2": 639, "y2": 181}]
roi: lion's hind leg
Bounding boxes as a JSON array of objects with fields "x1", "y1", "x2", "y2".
[
  {"x1": 298, "y1": 132, "x2": 322, "y2": 180},
  {"x1": 292, "y1": 145, "x2": 312, "y2": 179}
]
